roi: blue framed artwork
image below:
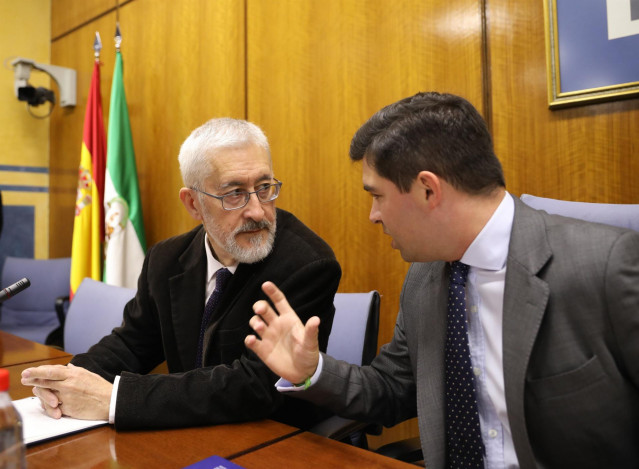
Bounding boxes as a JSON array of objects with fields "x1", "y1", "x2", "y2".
[{"x1": 543, "y1": 0, "x2": 639, "y2": 108}]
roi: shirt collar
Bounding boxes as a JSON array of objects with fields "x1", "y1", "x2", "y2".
[
  {"x1": 204, "y1": 232, "x2": 238, "y2": 282},
  {"x1": 460, "y1": 191, "x2": 514, "y2": 271}
]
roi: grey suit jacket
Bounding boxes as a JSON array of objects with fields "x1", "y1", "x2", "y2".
[{"x1": 300, "y1": 195, "x2": 639, "y2": 468}]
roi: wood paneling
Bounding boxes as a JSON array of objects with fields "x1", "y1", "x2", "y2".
[
  {"x1": 52, "y1": 0, "x2": 121, "y2": 39},
  {"x1": 247, "y1": 0, "x2": 484, "y2": 447},
  {"x1": 49, "y1": 0, "x2": 246, "y2": 257},
  {"x1": 488, "y1": 1, "x2": 639, "y2": 203}
]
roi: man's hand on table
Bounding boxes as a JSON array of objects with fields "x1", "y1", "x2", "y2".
[{"x1": 21, "y1": 363, "x2": 112, "y2": 420}]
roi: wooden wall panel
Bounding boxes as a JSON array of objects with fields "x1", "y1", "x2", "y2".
[
  {"x1": 247, "y1": 0, "x2": 484, "y2": 447},
  {"x1": 50, "y1": 0, "x2": 246, "y2": 257},
  {"x1": 488, "y1": 1, "x2": 639, "y2": 203},
  {"x1": 52, "y1": 0, "x2": 118, "y2": 39}
]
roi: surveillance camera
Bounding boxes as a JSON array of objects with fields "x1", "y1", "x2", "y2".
[
  {"x1": 18, "y1": 86, "x2": 55, "y2": 106},
  {"x1": 11, "y1": 57, "x2": 76, "y2": 108}
]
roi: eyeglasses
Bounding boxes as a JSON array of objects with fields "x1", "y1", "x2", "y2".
[{"x1": 191, "y1": 178, "x2": 282, "y2": 211}]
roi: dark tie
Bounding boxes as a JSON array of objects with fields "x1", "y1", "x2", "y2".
[
  {"x1": 195, "y1": 268, "x2": 232, "y2": 368},
  {"x1": 445, "y1": 261, "x2": 484, "y2": 468}
]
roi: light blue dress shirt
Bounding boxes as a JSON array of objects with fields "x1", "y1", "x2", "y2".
[{"x1": 460, "y1": 191, "x2": 518, "y2": 468}]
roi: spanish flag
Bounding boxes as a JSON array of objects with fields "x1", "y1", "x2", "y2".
[{"x1": 70, "y1": 60, "x2": 106, "y2": 298}]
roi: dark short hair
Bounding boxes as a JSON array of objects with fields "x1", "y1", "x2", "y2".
[{"x1": 349, "y1": 92, "x2": 505, "y2": 194}]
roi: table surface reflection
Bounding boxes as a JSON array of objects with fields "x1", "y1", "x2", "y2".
[
  {"x1": 0, "y1": 331, "x2": 70, "y2": 367},
  {"x1": 234, "y1": 431, "x2": 415, "y2": 469},
  {"x1": 26, "y1": 419, "x2": 300, "y2": 468}
]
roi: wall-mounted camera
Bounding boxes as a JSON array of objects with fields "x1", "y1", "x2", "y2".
[
  {"x1": 11, "y1": 57, "x2": 76, "y2": 112},
  {"x1": 17, "y1": 85, "x2": 56, "y2": 106}
]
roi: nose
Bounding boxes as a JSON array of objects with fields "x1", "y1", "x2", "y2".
[
  {"x1": 242, "y1": 192, "x2": 266, "y2": 221},
  {"x1": 369, "y1": 200, "x2": 382, "y2": 224}
]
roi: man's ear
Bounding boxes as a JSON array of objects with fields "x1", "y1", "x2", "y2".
[
  {"x1": 179, "y1": 188, "x2": 203, "y2": 221},
  {"x1": 417, "y1": 171, "x2": 442, "y2": 205}
]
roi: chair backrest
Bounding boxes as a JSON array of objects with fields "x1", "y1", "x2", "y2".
[
  {"x1": 64, "y1": 277, "x2": 136, "y2": 355},
  {"x1": 520, "y1": 194, "x2": 639, "y2": 232},
  {"x1": 328, "y1": 291, "x2": 380, "y2": 366},
  {"x1": 0, "y1": 257, "x2": 71, "y2": 343}
]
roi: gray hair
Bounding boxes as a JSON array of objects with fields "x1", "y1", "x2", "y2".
[{"x1": 178, "y1": 118, "x2": 270, "y2": 189}]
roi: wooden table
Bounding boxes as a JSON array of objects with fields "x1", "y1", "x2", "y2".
[
  {"x1": 0, "y1": 330, "x2": 72, "y2": 399},
  {"x1": 24, "y1": 423, "x2": 415, "y2": 469},
  {"x1": 0, "y1": 330, "x2": 70, "y2": 367},
  {"x1": 234, "y1": 432, "x2": 416, "y2": 468},
  {"x1": 1, "y1": 333, "x2": 413, "y2": 468},
  {"x1": 25, "y1": 420, "x2": 302, "y2": 468}
]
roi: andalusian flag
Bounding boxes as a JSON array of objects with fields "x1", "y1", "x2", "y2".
[
  {"x1": 70, "y1": 60, "x2": 106, "y2": 298},
  {"x1": 103, "y1": 49, "x2": 146, "y2": 288}
]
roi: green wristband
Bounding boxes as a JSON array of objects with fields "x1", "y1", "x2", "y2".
[{"x1": 294, "y1": 377, "x2": 311, "y2": 390}]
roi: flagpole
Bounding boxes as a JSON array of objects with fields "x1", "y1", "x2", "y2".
[
  {"x1": 115, "y1": 22, "x2": 122, "y2": 51},
  {"x1": 94, "y1": 31, "x2": 102, "y2": 60},
  {"x1": 70, "y1": 32, "x2": 107, "y2": 298},
  {"x1": 103, "y1": 20, "x2": 147, "y2": 288}
]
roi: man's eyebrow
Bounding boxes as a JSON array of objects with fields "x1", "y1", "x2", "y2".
[
  {"x1": 219, "y1": 174, "x2": 273, "y2": 190},
  {"x1": 363, "y1": 184, "x2": 375, "y2": 193}
]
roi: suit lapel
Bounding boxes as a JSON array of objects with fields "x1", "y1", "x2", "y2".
[
  {"x1": 502, "y1": 197, "x2": 552, "y2": 467},
  {"x1": 170, "y1": 227, "x2": 207, "y2": 370},
  {"x1": 414, "y1": 262, "x2": 448, "y2": 469}
]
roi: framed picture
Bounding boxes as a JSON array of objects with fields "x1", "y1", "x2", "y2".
[{"x1": 543, "y1": 0, "x2": 639, "y2": 109}]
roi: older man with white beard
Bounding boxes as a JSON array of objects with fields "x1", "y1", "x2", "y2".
[{"x1": 22, "y1": 118, "x2": 341, "y2": 430}]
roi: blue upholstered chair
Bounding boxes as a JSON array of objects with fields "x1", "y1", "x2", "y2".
[
  {"x1": 63, "y1": 277, "x2": 136, "y2": 355},
  {"x1": 0, "y1": 257, "x2": 71, "y2": 344},
  {"x1": 309, "y1": 291, "x2": 381, "y2": 447},
  {"x1": 327, "y1": 291, "x2": 380, "y2": 366},
  {"x1": 520, "y1": 194, "x2": 639, "y2": 231}
]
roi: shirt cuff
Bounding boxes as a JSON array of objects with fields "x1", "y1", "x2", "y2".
[
  {"x1": 275, "y1": 354, "x2": 323, "y2": 392},
  {"x1": 109, "y1": 375, "x2": 120, "y2": 424}
]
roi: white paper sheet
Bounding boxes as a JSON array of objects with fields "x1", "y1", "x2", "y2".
[{"x1": 12, "y1": 396, "x2": 108, "y2": 445}]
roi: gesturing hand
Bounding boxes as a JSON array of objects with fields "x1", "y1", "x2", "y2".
[{"x1": 245, "y1": 281, "x2": 320, "y2": 384}]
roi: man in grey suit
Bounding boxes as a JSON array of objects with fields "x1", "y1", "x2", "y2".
[{"x1": 245, "y1": 92, "x2": 639, "y2": 468}]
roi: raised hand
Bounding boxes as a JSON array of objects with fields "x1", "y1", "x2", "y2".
[{"x1": 245, "y1": 281, "x2": 321, "y2": 384}]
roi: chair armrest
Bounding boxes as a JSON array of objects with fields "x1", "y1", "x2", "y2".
[
  {"x1": 309, "y1": 415, "x2": 369, "y2": 441},
  {"x1": 309, "y1": 415, "x2": 383, "y2": 449},
  {"x1": 55, "y1": 295, "x2": 69, "y2": 326},
  {"x1": 375, "y1": 436, "x2": 423, "y2": 463}
]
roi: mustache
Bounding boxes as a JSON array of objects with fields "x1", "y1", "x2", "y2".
[{"x1": 234, "y1": 219, "x2": 272, "y2": 234}]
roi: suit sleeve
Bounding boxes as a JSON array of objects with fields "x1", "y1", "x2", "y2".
[
  {"x1": 70, "y1": 244, "x2": 166, "y2": 380},
  {"x1": 113, "y1": 256, "x2": 340, "y2": 429},
  {"x1": 606, "y1": 230, "x2": 639, "y2": 387},
  {"x1": 295, "y1": 301, "x2": 417, "y2": 428}
]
